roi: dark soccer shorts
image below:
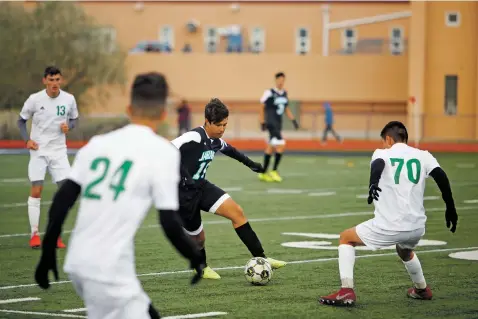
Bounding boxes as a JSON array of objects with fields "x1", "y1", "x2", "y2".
[
  {"x1": 267, "y1": 125, "x2": 285, "y2": 146},
  {"x1": 178, "y1": 180, "x2": 230, "y2": 235}
]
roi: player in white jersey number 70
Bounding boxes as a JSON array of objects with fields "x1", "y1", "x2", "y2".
[
  {"x1": 34, "y1": 72, "x2": 205, "y2": 319},
  {"x1": 319, "y1": 121, "x2": 458, "y2": 307},
  {"x1": 17, "y1": 66, "x2": 79, "y2": 249}
]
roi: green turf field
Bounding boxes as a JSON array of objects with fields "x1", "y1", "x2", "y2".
[{"x1": 0, "y1": 153, "x2": 477, "y2": 319}]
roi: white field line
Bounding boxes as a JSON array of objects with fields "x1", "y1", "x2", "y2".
[
  {"x1": 1, "y1": 246, "x2": 477, "y2": 291},
  {"x1": 464, "y1": 199, "x2": 478, "y2": 204},
  {"x1": 61, "y1": 308, "x2": 228, "y2": 319},
  {"x1": 1, "y1": 206, "x2": 477, "y2": 239},
  {"x1": 0, "y1": 297, "x2": 40, "y2": 304},
  {"x1": 0, "y1": 309, "x2": 86, "y2": 318},
  {"x1": 63, "y1": 308, "x2": 86, "y2": 313}
]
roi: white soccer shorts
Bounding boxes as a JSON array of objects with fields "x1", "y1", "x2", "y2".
[
  {"x1": 69, "y1": 274, "x2": 152, "y2": 319},
  {"x1": 356, "y1": 219, "x2": 425, "y2": 250},
  {"x1": 28, "y1": 153, "x2": 70, "y2": 183}
]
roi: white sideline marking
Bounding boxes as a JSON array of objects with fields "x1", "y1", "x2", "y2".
[
  {"x1": 267, "y1": 189, "x2": 304, "y2": 194},
  {"x1": 0, "y1": 201, "x2": 52, "y2": 209},
  {"x1": 164, "y1": 312, "x2": 228, "y2": 319},
  {"x1": 464, "y1": 199, "x2": 478, "y2": 204},
  {"x1": 456, "y1": 163, "x2": 476, "y2": 169},
  {"x1": 449, "y1": 250, "x2": 478, "y2": 261},
  {"x1": 222, "y1": 187, "x2": 243, "y2": 192},
  {"x1": 356, "y1": 194, "x2": 369, "y2": 199},
  {"x1": 0, "y1": 178, "x2": 29, "y2": 183},
  {"x1": 308, "y1": 192, "x2": 336, "y2": 197},
  {"x1": 63, "y1": 308, "x2": 86, "y2": 313},
  {"x1": 424, "y1": 196, "x2": 439, "y2": 201},
  {"x1": 1, "y1": 246, "x2": 477, "y2": 291},
  {"x1": 1, "y1": 206, "x2": 477, "y2": 239},
  {"x1": 0, "y1": 309, "x2": 86, "y2": 318},
  {"x1": 0, "y1": 297, "x2": 40, "y2": 304}
]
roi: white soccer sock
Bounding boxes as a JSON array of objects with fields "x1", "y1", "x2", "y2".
[
  {"x1": 28, "y1": 197, "x2": 41, "y2": 237},
  {"x1": 338, "y1": 244, "x2": 355, "y2": 288},
  {"x1": 403, "y1": 253, "x2": 427, "y2": 289}
]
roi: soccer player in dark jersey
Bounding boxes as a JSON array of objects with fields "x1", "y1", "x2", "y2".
[
  {"x1": 259, "y1": 72, "x2": 299, "y2": 183},
  {"x1": 172, "y1": 98, "x2": 287, "y2": 279}
]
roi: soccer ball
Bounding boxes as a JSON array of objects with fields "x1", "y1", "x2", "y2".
[{"x1": 244, "y1": 257, "x2": 272, "y2": 285}]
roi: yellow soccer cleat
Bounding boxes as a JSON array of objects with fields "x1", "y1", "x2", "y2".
[
  {"x1": 258, "y1": 172, "x2": 274, "y2": 182},
  {"x1": 267, "y1": 257, "x2": 287, "y2": 269},
  {"x1": 195, "y1": 266, "x2": 221, "y2": 280},
  {"x1": 269, "y1": 170, "x2": 283, "y2": 183}
]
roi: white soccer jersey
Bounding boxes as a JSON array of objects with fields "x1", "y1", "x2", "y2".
[
  {"x1": 19, "y1": 89, "x2": 78, "y2": 156},
  {"x1": 370, "y1": 143, "x2": 440, "y2": 231},
  {"x1": 63, "y1": 124, "x2": 180, "y2": 284}
]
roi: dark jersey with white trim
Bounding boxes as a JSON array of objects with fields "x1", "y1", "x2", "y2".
[
  {"x1": 262, "y1": 88, "x2": 289, "y2": 128},
  {"x1": 171, "y1": 127, "x2": 257, "y2": 184}
]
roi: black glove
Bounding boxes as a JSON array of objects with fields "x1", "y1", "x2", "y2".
[
  {"x1": 35, "y1": 249, "x2": 59, "y2": 289},
  {"x1": 367, "y1": 183, "x2": 382, "y2": 204},
  {"x1": 249, "y1": 161, "x2": 265, "y2": 173},
  {"x1": 292, "y1": 119, "x2": 299, "y2": 130},
  {"x1": 261, "y1": 123, "x2": 267, "y2": 131},
  {"x1": 190, "y1": 262, "x2": 206, "y2": 285},
  {"x1": 445, "y1": 205, "x2": 458, "y2": 233}
]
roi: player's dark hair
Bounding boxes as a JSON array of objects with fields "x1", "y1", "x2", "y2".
[
  {"x1": 380, "y1": 121, "x2": 408, "y2": 143},
  {"x1": 275, "y1": 72, "x2": 285, "y2": 79},
  {"x1": 130, "y1": 72, "x2": 169, "y2": 117},
  {"x1": 44, "y1": 66, "x2": 61, "y2": 78},
  {"x1": 205, "y1": 98, "x2": 229, "y2": 124}
]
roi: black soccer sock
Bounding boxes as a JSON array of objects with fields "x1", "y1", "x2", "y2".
[
  {"x1": 234, "y1": 222, "x2": 266, "y2": 258},
  {"x1": 263, "y1": 153, "x2": 271, "y2": 172},
  {"x1": 148, "y1": 303, "x2": 161, "y2": 319},
  {"x1": 273, "y1": 153, "x2": 283, "y2": 171},
  {"x1": 200, "y1": 248, "x2": 207, "y2": 267}
]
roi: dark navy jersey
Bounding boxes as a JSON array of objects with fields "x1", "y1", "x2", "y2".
[
  {"x1": 260, "y1": 88, "x2": 289, "y2": 128},
  {"x1": 172, "y1": 126, "x2": 255, "y2": 184}
]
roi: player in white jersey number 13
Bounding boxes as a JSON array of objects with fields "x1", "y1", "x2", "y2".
[
  {"x1": 34, "y1": 72, "x2": 204, "y2": 319},
  {"x1": 319, "y1": 121, "x2": 458, "y2": 307},
  {"x1": 17, "y1": 66, "x2": 79, "y2": 250}
]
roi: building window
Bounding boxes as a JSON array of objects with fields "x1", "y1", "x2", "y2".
[
  {"x1": 204, "y1": 27, "x2": 218, "y2": 53},
  {"x1": 159, "y1": 25, "x2": 174, "y2": 52},
  {"x1": 444, "y1": 75, "x2": 458, "y2": 115},
  {"x1": 445, "y1": 12, "x2": 461, "y2": 27},
  {"x1": 342, "y1": 28, "x2": 357, "y2": 54},
  {"x1": 390, "y1": 26, "x2": 404, "y2": 55},
  {"x1": 295, "y1": 27, "x2": 310, "y2": 55},
  {"x1": 250, "y1": 27, "x2": 265, "y2": 53}
]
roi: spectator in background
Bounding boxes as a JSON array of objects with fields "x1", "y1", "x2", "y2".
[
  {"x1": 322, "y1": 102, "x2": 342, "y2": 144},
  {"x1": 177, "y1": 99, "x2": 191, "y2": 136}
]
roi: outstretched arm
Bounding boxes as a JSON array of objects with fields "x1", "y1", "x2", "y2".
[
  {"x1": 429, "y1": 167, "x2": 458, "y2": 232},
  {"x1": 285, "y1": 108, "x2": 299, "y2": 129},
  {"x1": 367, "y1": 158, "x2": 385, "y2": 204},
  {"x1": 220, "y1": 142, "x2": 264, "y2": 173}
]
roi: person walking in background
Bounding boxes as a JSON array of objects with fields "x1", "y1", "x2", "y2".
[
  {"x1": 177, "y1": 99, "x2": 191, "y2": 137},
  {"x1": 322, "y1": 102, "x2": 342, "y2": 144}
]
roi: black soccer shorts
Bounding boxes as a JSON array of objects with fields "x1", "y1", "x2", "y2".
[
  {"x1": 178, "y1": 180, "x2": 230, "y2": 235},
  {"x1": 267, "y1": 125, "x2": 284, "y2": 145}
]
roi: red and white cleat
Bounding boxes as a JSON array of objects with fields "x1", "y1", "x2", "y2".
[
  {"x1": 407, "y1": 286, "x2": 432, "y2": 300},
  {"x1": 319, "y1": 288, "x2": 356, "y2": 307},
  {"x1": 29, "y1": 233, "x2": 41, "y2": 249}
]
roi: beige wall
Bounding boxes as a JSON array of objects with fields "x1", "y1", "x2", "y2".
[{"x1": 74, "y1": 2, "x2": 408, "y2": 54}]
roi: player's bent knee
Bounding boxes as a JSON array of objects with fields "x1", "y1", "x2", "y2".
[
  {"x1": 396, "y1": 244, "x2": 414, "y2": 261},
  {"x1": 339, "y1": 228, "x2": 360, "y2": 246},
  {"x1": 30, "y1": 184, "x2": 43, "y2": 198}
]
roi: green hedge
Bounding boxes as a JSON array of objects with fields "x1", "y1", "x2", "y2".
[{"x1": 0, "y1": 111, "x2": 170, "y2": 141}]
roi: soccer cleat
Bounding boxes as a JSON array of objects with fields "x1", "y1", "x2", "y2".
[
  {"x1": 266, "y1": 257, "x2": 287, "y2": 269},
  {"x1": 57, "y1": 237, "x2": 66, "y2": 249},
  {"x1": 319, "y1": 288, "x2": 356, "y2": 307},
  {"x1": 269, "y1": 170, "x2": 283, "y2": 183},
  {"x1": 258, "y1": 173, "x2": 274, "y2": 182},
  {"x1": 407, "y1": 286, "x2": 433, "y2": 300},
  {"x1": 29, "y1": 233, "x2": 41, "y2": 249},
  {"x1": 194, "y1": 266, "x2": 221, "y2": 279}
]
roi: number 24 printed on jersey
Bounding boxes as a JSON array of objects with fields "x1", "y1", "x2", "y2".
[{"x1": 83, "y1": 157, "x2": 134, "y2": 201}]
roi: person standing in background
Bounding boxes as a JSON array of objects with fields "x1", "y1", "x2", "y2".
[
  {"x1": 177, "y1": 99, "x2": 191, "y2": 137},
  {"x1": 322, "y1": 102, "x2": 342, "y2": 144}
]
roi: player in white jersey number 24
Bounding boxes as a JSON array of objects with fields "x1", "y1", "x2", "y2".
[
  {"x1": 17, "y1": 66, "x2": 79, "y2": 249},
  {"x1": 319, "y1": 121, "x2": 458, "y2": 307},
  {"x1": 34, "y1": 72, "x2": 205, "y2": 319}
]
